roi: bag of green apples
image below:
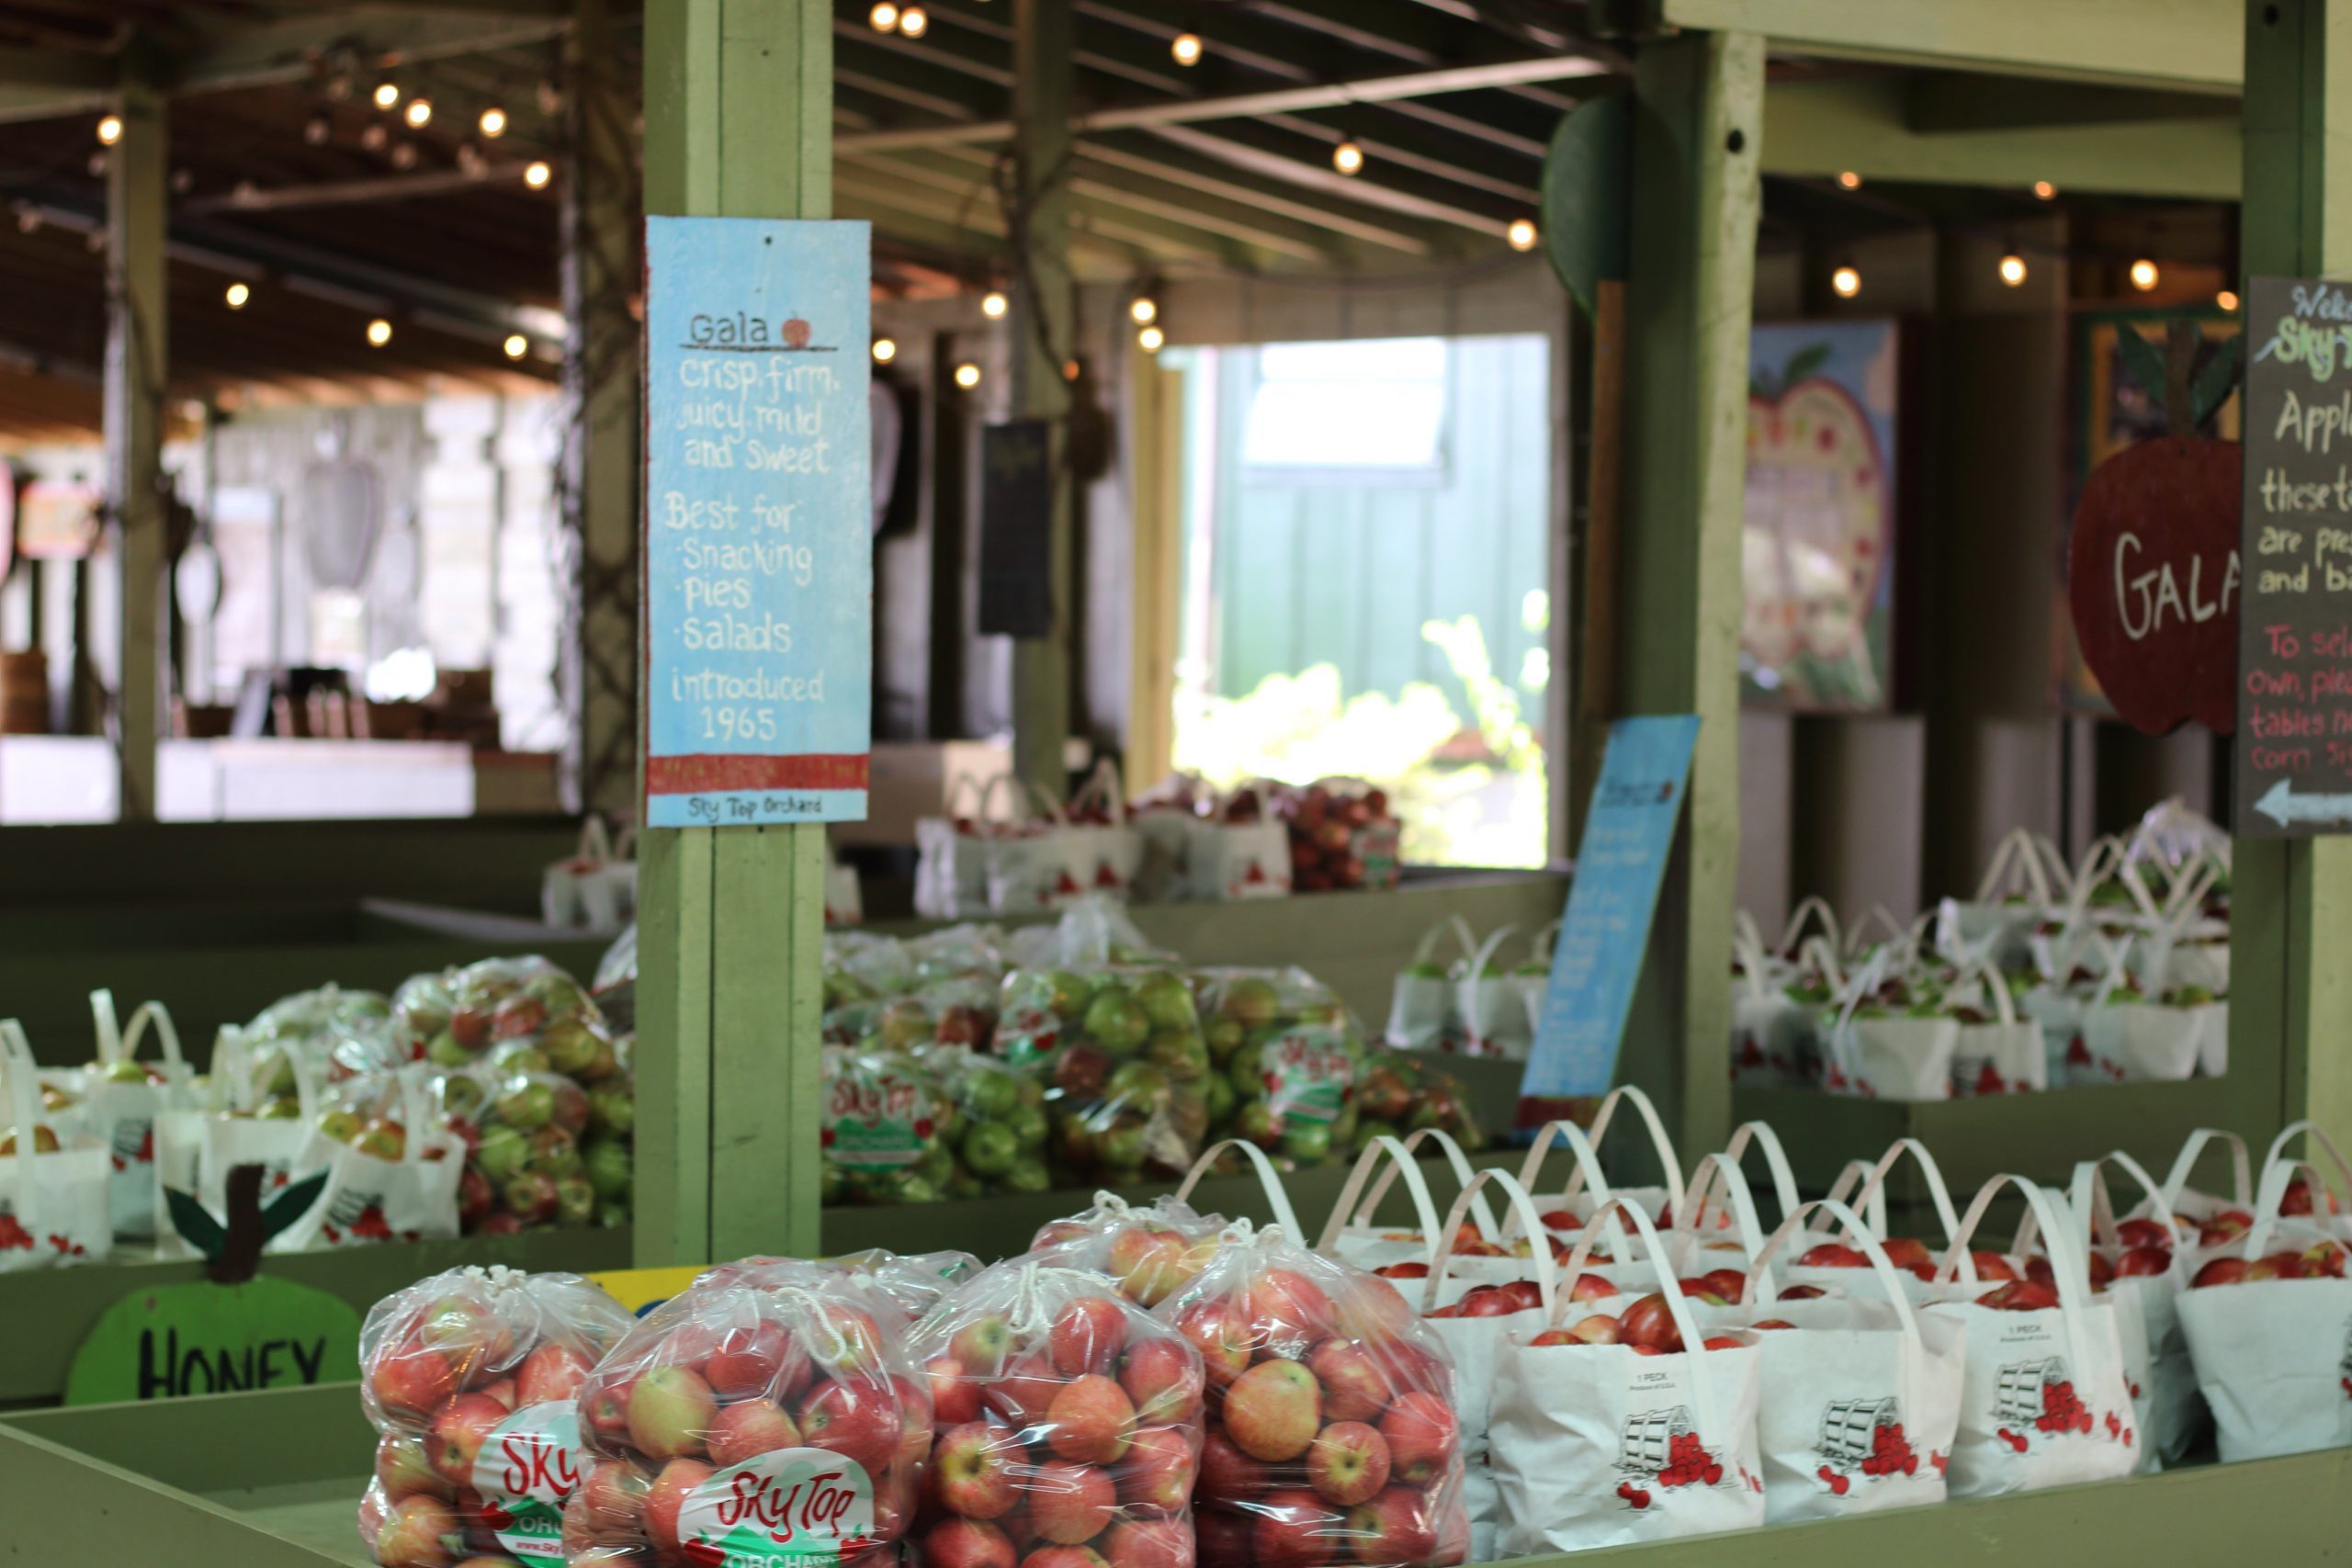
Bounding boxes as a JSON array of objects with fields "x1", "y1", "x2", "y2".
[
  {"x1": 820, "y1": 1044, "x2": 957, "y2": 1206},
  {"x1": 2076, "y1": 934, "x2": 2212, "y2": 1085},
  {"x1": 1030, "y1": 1191, "x2": 1230, "y2": 1307},
  {"x1": 276, "y1": 1068, "x2": 465, "y2": 1251},
  {"x1": 1193, "y1": 967, "x2": 1365, "y2": 1169},
  {"x1": 401, "y1": 956, "x2": 621, "y2": 1083},
  {"x1": 73, "y1": 988, "x2": 194, "y2": 1239},
  {"x1": 902, "y1": 1257, "x2": 1207, "y2": 1568},
  {"x1": 357, "y1": 1264, "x2": 634, "y2": 1568},
  {"x1": 0, "y1": 1020, "x2": 111, "y2": 1268},
  {"x1": 567, "y1": 1264, "x2": 930, "y2": 1567},
  {"x1": 441, "y1": 1065, "x2": 618, "y2": 1234},
  {"x1": 993, "y1": 964, "x2": 1211, "y2": 1186},
  {"x1": 1349, "y1": 1049, "x2": 1487, "y2": 1157},
  {"x1": 1383, "y1": 916, "x2": 1475, "y2": 1051},
  {"x1": 919, "y1": 1045, "x2": 1054, "y2": 1199}
]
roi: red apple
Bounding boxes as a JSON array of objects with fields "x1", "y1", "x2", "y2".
[
  {"x1": 574, "y1": 1461, "x2": 649, "y2": 1541},
  {"x1": 951, "y1": 1315, "x2": 1017, "y2": 1377},
  {"x1": 516, "y1": 1343, "x2": 595, "y2": 1406},
  {"x1": 1374, "y1": 1263, "x2": 1430, "y2": 1280},
  {"x1": 374, "y1": 1495, "x2": 458, "y2": 1568},
  {"x1": 1306, "y1": 1420, "x2": 1392, "y2": 1507},
  {"x1": 1566, "y1": 1272, "x2": 1619, "y2": 1303},
  {"x1": 1969, "y1": 1251, "x2": 2019, "y2": 1283},
  {"x1": 1050, "y1": 1295, "x2": 1130, "y2": 1378},
  {"x1": 1750, "y1": 1319, "x2": 1797, "y2": 1330},
  {"x1": 984, "y1": 1350, "x2": 1064, "y2": 1427},
  {"x1": 707, "y1": 1399, "x2": 800, "y2": 1467},
  {"x1": 1797, "y1": 1244, "x2": 1869, "y2": 1269},
  {"x1": 1101, "y1": 1517, "x2": 1191, "y2": 1568},
  {"x1": 1175, "y1": 1302, "x2": 1251, "y2": 1390},
  {"x1": 643, "y1": 1458, "x2": 711, "y2": 1556},
  {"x1": 807, "y1": 1304, "x2": 887, "y2": 1380},
  {"x1": 627, "y1": 1366, "x2": 716, "y2": 1461},
  {"x1": 931, "y1": 1356, "x2": 984, "y2": 1425},
  {"x1": 799, "y1": 1376, "x2": 901, "y2": 1474},
  {"x1": 2192, "y1": 1257, "x2": 2250, "y2": 1288},
  {"x1": 1108, "y1": 1229, "x2": 1191, "y2": 1306},
  {"x1": 1975, "y1": 1280, "x2": 2061, "y2": 1312},
  {"x1": 1878, "y1": 1237, "x2": 1932, "y2": 1269},
  {"x1": 1200, "y1": 1429, "x2": 1269, "y2": 1502},
  {"x1": 372, "y1": 1348, "x2": 458, "y2": 1418},
  {"x1": 1306, "y1": 1339, "x2": 1392, "y2": 1425},
  {"x1": 707, "y1": 1321, "x2": 811, "y2": 1403},
  {"x1": 926, "y1": 1517, "x2": 1018, "y2": 1568},
  {"x1": 1251, "y1": 1488, "x2": 1340, "y2": 1568},
  {"x1": 1119, "y1": 1423, "x2": 1196, "y2": 1512},
  {"x1": 1344, "y1": 1484, "x2": 1438, "y2": 1566},
  {"x1": 1378, "y1": 1391, "x2": 1457, "y2": 1487},
  {"x1": 426, "y1": 1393, "x2": 509, "y2": 1488},
  {"x1": 376, "y1": 1434, "x2": 450, "y2": 1502},
  {"x1": 934, "y1": 1421, "x2": 1019, "y2": 1520},
  {"x1": 1457, "y1": 1286, "x2": 1520, "y2": 1318},
  {"x1": 2116, "y1": 1247, "x2": 2171, "y2": 1278},
  {"x1": 480, "y1": 1378, "x2": 517, "y2": 1412},
  {"x1": 1030, "y1": 1461, "x2": 1117, "y2": 1545},
  {"x1": 1246, "y1": 1268, "x2": 1338, "y2": 1341},
  {"x1": 1225, "y1": 1359, "x2": 1322, "y2": 1461},
  {"x1": 1616, "y1": 1293, "x2": 1684, "y2": 1354},
  {"x1": 1025, "y1": 1551, "x2": 1113, "y2": 1568},
  {"x1": 1046, "y1": 1374, "x2": 1137, "y2": 1465},
  {"x1": 2117, "y1": 1217, "x2": 2173, "y2": 1251},
  {"x1": 582, "y1": 1375, "x2": 635, "y2": 1438},
  {"x1": 1118, "y1": 1336, "x2": 1203, "y2": 1426},
  {"x1": 1780, "y1": 1285, "x2": 1827, "y2": 1300}
]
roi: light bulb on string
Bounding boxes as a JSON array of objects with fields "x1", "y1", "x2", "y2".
[
  {"x1": 2033, "y1": 180, "x2": 2057, "y2": 201},
  {"x1": 524, "y1": 160, "x2": 552, "y2": 189},
  {"x1": 303, "y1": 115, "x2": 331, "y2": 146},
  {"x1": 2129, "y1": 258, "x2": 2159, "y2": 292},
  {"x1": 224, "y1": 282, "x2": 250, "y2": 310},
  {"x1": 367, "y1": 318, "x2": 393, "y2": 347},
  {"x1": 1831, "y1": 264, "x2": 1862, "y2": 299},
  {"x1": 954, "y1": 362, "x2": 983, "y2": 389},
  {"x1": 96, "y1": 115, "x2": 121, "y2": 146},
  {"x1": 1837, "y1": 170, "x2": 1861, "y2": 190},
  {"x1": 1171, "y1": 31, "x2": 1204, "y2": 66},
  {"x1": 1138, "y1": 324, "x2": 1165, "y2": 353},
  {"x1": 981, "y1": 290, "x2": 1009, "y2": 320},
  {"x1": 1507, "y1": 218, "x2": 1539, "y2": 253},
  {"x1": 372, "y1": 82, "x2": 400, "y2": 110},
  {"x1": 390, "y1": 141, "x2": 418, "y2": 169},
  {"x1": 2218, "y1": 288, "x2": 2241, "y2": 311},
  {"x1": 1333, "y1": 141, "x2": 1365, "y2": 176},
  {"x1": 872, "y1": 337, "x2": 899, "y2": 364},
  {"x1": 870, "y1": 1, "x2": 899, "y2": 28},
  {"x1": 899, "y1": 6, "x2": 929, "y2": 36},
  {"x1": 1130, "y1": 296, "x2": 1159, "y2": 325},
  {"x1": 478, "y1": 107, "x2": 507, "y2": 139},
  {"x1": 403, "y1": 97, "x2": 432, "y2": 129},
  {"x1": 503, "y1": 333, "x2": 528, "y2": 360},
  {"x1": 1998, "y1": 252, "x2": 2028, "y2": 288},
  {"x1": 360, "y1": 123, "x2": 388, "y2": 152}
]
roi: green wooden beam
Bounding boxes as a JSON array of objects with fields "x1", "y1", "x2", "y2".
[
  {"x1": 1906, "y1": 73, "x2": 2237, "y2": 134},
  {"x1": 2232, "y1": 0, "x2": 2352, "y2": 1163},
  {"x1": 1611, "y1": 28, "x2": 1760, "y2": 1168},
  {"x1": 1008, "y1": 0, "x2": 1075, "y2": 799},
  {"x1": 1763, "y1": 76, "x2": 2242, "y2": 199},
  {"x1": 106, "y1": 65, "x2": 167, "y2": 824},
  {"x1": 1663, "y1": 0, "x2": 2245, "y2": 90},
  {"x1": 166, "y1": 5, "x2": 570, "y2": 96},
  {"x1": 636, "y1": 0, "x2": 833, "y2": 1269}
]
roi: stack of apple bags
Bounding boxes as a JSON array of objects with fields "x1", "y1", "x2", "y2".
[{"x1": 356, "y1": 1192, "x2": 1471, "y2": 1568}]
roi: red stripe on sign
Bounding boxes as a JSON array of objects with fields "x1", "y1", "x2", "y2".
[{"x1": 646, "y1": 754, "x2": 871, "y2": 794}]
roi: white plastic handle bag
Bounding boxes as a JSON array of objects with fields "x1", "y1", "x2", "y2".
[
  {"x1": 1731, "y1": 919, "x2": 1811, "y2": 1085},
  {"x1": 1720, "y1": 1196, "x2": 1965, "y2": 1522},
  {"x1": 1384, "y1": 914, "x2": 1476, "y2": 1051},
  {"x1": 1457, "y1": 923, "x2": 1533, "y2": 1059},
  {"x1": 85, "y1": 989, "x2": 194, "y2": 1239},
  {"x1": 1539, "y1": 1085, "x2": 1690, "y2": 1256},
  {"x1": 1821, "y1": 946, "x2": 1958, "y2": 1101},
  {"x1": 2077, "y1": 932, "x2": 2204, "y2": 1084},
  {"x1": 276, "y1": 1072, "x2": 462, "y2": 1252},
  {"x1": 1063, "y1": 756, "x2": 1146, "y2": 898},
  {"x1": 1948, "y1": 961, "x2": 2046, "y2": 1098},
  {"x1": 0, "y1": 1020, "x2": 110, "y2": 1269},
  {"x1": 1489, "y1": 1198, "x2": 1766, "y2": 1554},
  {"x1": 1186, "y1": 782, "x2": 1292, "y2": 901},
  {"x1": 985, "y1": 782, "x2": 1088, "y2": 913},
  {"x1": 1317, "y1": 1126, "x2": 1498, "y2": 1271},
  {"x1": 1781, "y1": 1138, "x2": 1968, "y2": 1302},
  {"x1": 1922, "y1": 1175, "x2": 2140, "y2": 1496}
]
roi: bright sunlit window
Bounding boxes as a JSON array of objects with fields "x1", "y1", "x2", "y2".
[{"x1": 1241, "y1": 337, "x2": 1450, "y2": 472}]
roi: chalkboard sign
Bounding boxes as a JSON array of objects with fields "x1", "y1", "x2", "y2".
[
  {"x1": 641, "y1": 217, "x2": 873, "y2": 828},
  {"x1": 1518, "y1": 715, "x2": 1700, "y2": 1127},
  {"x1": 979, "y1": 419, "x2": 1055, "y2": 637},
  {"x1": 2237, "y1": 276, "x2": 2352, "y2": 835}
]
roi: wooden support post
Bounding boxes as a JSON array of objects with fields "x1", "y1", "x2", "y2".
[
  {"x1": 2231, "y1": 0, "x2": 2352, "y2": 1156},
  {"x1": 566, "y1": 0, "x2": 643, "y2": 818},
  {"x1": 634, "y1": 0, "x2": 833, "y2": 1267},
  {"x1": 1008, "y1": 0, "x2": 1075, "y2": 799},
  {"x1": 1611, "y1": 31, "x2": 1761, "y2": 1166},
  {"x1": 105, "y1": 68, "x2": 165, "y2": 821}
]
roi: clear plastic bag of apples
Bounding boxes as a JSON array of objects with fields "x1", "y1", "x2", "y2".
[
  {"x1": 902, "y1": 1258, "x2": 1208, "y2": 1568},
  {"x1": 356, "y1": 1264, "x2": 636, "y2": 1567},
  {"x1": 565, "y1": 1259, "x2": 930, "y2": 1567}
]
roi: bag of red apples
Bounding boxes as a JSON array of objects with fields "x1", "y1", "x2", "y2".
[
  {"x1": 1157, "y1": 1200, "x2": 1469, "y2": 1568},
  {"x1": 567, "y1": 1262, "x2": 930, "y2": 1568},
  {"x1": 2175, "y1": 1122, "x2": 2352, "y2": 1461},
  {"x1": 357, "y1": 1265, "x2": 634, "y2": 1568},
  {"x1": 1030, "y1": 1191, "x2": 1227, "y2": 1308},
  {"x1": 900, "y1": 1258, "x2": 1204, "y2": 1568}
]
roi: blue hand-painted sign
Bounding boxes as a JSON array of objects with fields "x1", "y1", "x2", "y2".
[
  {"x1": 641, "y1": 217, "x2": 872, "y2": 828},
  {"x1": 1518, "y1": 715, "x2": 1701, "y2": 1120}
]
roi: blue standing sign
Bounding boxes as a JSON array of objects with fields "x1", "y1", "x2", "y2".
[
  {"x1": 1518, "y1": 715, "x2": 1701, "y2": 1126},
  {"x1": 642, "y1": 217, "x2": 872, "y2": 828}
]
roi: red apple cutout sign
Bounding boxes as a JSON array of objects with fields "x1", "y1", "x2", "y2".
[{"x1": 2069, "y1": 434, "x2": 2241, "y2": 736}]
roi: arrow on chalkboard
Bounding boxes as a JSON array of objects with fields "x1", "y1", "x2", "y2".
[{"x1": 2256, "y1": 781, "x2": 2352, "y2": 828}]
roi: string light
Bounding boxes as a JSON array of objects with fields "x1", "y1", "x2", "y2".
[
  {"x1": 899, "y1": 5, "x2": 929, "y2": 36},
  {"x1": 981, "y1": 290, "x2": 1009, "y2": 319},
  {"x1": 524, "y1": 160, "x2": 552, "y2": 189},
  {"x1": 870, "y1": 1, "x2": 899, "y2": 28},
  {"x1": 303, "y1": 115, "x2": 331, "y2": 146},
  {"x1": 390, "y1": 141, "x2": 418, "y2": 169},
  {"x1": 372, "y1": 82, "x2": 401, "y2": 110},
  {"x1": 367, "y1": 318, "x2": 393, "y2": 347},
  {"x1": 1129, "y1": 296, "x2": 1159, "y2": 325},
  {"x1": 954, "y1": 362, "x2": 982, "y2": 389},
  {"x1": 1170, "y1": 31, "x2": 1204, "y2": 65},
  {"x1": 2130, "y1": 258, "x2": 2160, "y2": 292},
  {"x1": 1998, "y1": 253, "x2": 2028, "y2": 288},
  {"x1": 2033, "y1": 179, "x2": 2057, "y2": 201},
  {"x1": 224, "y1": 282, "x2": 250, "y2": 310},
  {"x1": 503, "y1": 333, "x2": 528, "y2": 360},
  {"x1": 403, "y1": 97, "x2": 432, "y2": 128},
  {"x1": 1333, "y1": 141, "x2": 1365, "y2": 176},
  {"x1": 478, "y1": 107, "x2": 507, "y2": 139},
  {"x1": 2218, "y1": 288, "x2": 2241, "y2": 311},
  {"x1": 1138, "y1": 324, "x2": 1165, "y2": 353},
  {"x1": 872, "y1": 337, "x2": 899, "y2": 364},
  {"x1": 96, "y1": 115, "x2": 122, "y2": 146},
  {"x1": 360, "y1": 124, "x2": 388, "y2": 151},
  {"x1": 1837, "y1": 170, "x2": 1861, "y2": 190},
  {"x1": 1507, "y1": 218, "x2": 1539, "y2": 253},
  {"x1": 1831, "y1": 265, "x2": 1862, "y2": 299}
]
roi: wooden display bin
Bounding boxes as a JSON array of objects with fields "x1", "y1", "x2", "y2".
[{"x1": 6, "y1": 1380, "x2": 2351, "y2": 1568}]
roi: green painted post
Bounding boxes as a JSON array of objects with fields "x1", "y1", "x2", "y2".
[
  {"x1": 2232, "y1": 0, "x2": 2352, "y2": 1156},
  {"x1": 634, "y1": 0, "x2": 833, "y2": 1267},
  {"x1": 1611, "y1": 30, "x2": 1761, "y2": 1168},
  {"x1": 105, "y1": 65, "x2": 166, "y2": 821}
]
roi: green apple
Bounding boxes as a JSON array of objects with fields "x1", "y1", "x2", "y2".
[
  {"x1": 877, "y1": 998, "x2": 934, "y2": 1053},
  {"x1": 1353, "y1": 1117, "x2": 1399, "y2": 1154},
  {"x1": 948, "y1": 1170, "x2": 986, "y2": 1200},
  {"x1": 315, "y1": 1108, "x2": 365, "y2": 1145},
  {"x1": 1004, "y1": 1156, "x2": 1052, "y2": 1194},
  {"x1": 99, "y1": 1059, "x2": 153, "y2": 1086},
  {"x1": 257, "y1": 1095, "x2": 302, "y2": 1121},
  {"x1": 1204, "y1": 1018, "x2": 1245, "y2": 1061},
  {"x1": 528, "y1": 1124, "x2": 581, "y2": 1179},
  {"x1": 1017, "y1": 1076, "x2": 1046, "y2": 1111},
  {"x1": 1219, "y1": 977, "x2": 1281, "y2": 1027},
  {"x1": 1046, "y1": 970, "x2": 1096, "y2": 1020},
  {"x1": 962, "y1": 1066, "x2": 1021, "y2": 1121},
  {"x1": 1005, "y1": 1101, "x2": 1049, "y2": 1151},
  {"x1": 961, "y1": 1120, "x2": 1021, "y2": 1178},
  {"x1": 588, "y1": 1084, "x2": 636, "y2": 1138},
  {"x1": 495, "y1": 1080, "x2": 556, "y2": 1131},
  {"x1": 583, "y1": 1137, "x2": 632, "y2": 1202},
  {"x1": 554, "y1": 1175, "x2": 596, "y2": 1226},
  {"x1": 541, "y1": 1017, "x2": 605, "y2": 1078},
  {"x1": 1281, "y1": 1121, "x2": 1333, "y2": 1165},
  {"x1": 918, "y1": 1144, "x2": 956, "y2": 1189},
  {"x1": 1202, "y1": 1071, "x2": 1237, "y2": 1127},
  {"x1": 1135, "y1": 972, "x2": 1197, "y2": 1031},
  {"x1": 1106, "y1": 1060, "x2": 1173, "y2": 1115},
  {"x1": 1398, "y1": 961, "x2": 1446, "y2": 983},
  {"x1": 1228, "y1": 1043, "x2": 1267, "y2": 1099},
  {"x1": 1235, "y1": 1100, "x2": 1282, "y2": 1147},
  {"x1": 427, "y1": 1032, "x2": 472, "y2": 1069},
  {"x1": 1083, "y1": 991, "x2": 1150, "y2": 1056},
  {"x1": 476, "y1": 1122, "x2": 530, "y2": 1183},
  {"x1": 1097, "y1": 1123, "x2": 1149, "y2": 1169},
  {"x1": 888, "y1": 1171, "x2": 942, "y2": 1205}
]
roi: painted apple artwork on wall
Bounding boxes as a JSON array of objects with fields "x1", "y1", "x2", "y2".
[{"x1": 1742, "y1": 321, "x2": 1899, "y2": 711}]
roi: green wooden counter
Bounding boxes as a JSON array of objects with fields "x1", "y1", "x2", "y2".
[{"x1": 6, "y1": 1380, "x2": 2347, "y2": 1567}]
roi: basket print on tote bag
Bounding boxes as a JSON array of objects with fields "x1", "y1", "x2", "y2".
[
  {"x1": 1813, "y1": 1396, "x2": 1933, "y2": 1495},
  {"x1": 1612, "y1": 1404, "x2": 1744, "y2": 1513}
]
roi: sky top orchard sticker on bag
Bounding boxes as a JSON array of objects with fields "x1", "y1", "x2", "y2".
[
  {"x1": 469, "y1": 1403, "x2": 583, "y2": 1566},
  {"x1": 673, "y1": 1447, "x2": 878, "y2": 1564},
  {"x1": 1259, "y1": 1023, "x2": 1355, "y2": 1129},
  {"x1": 820, "y1": 1050, "x2": 933, "y2": 1169}
]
